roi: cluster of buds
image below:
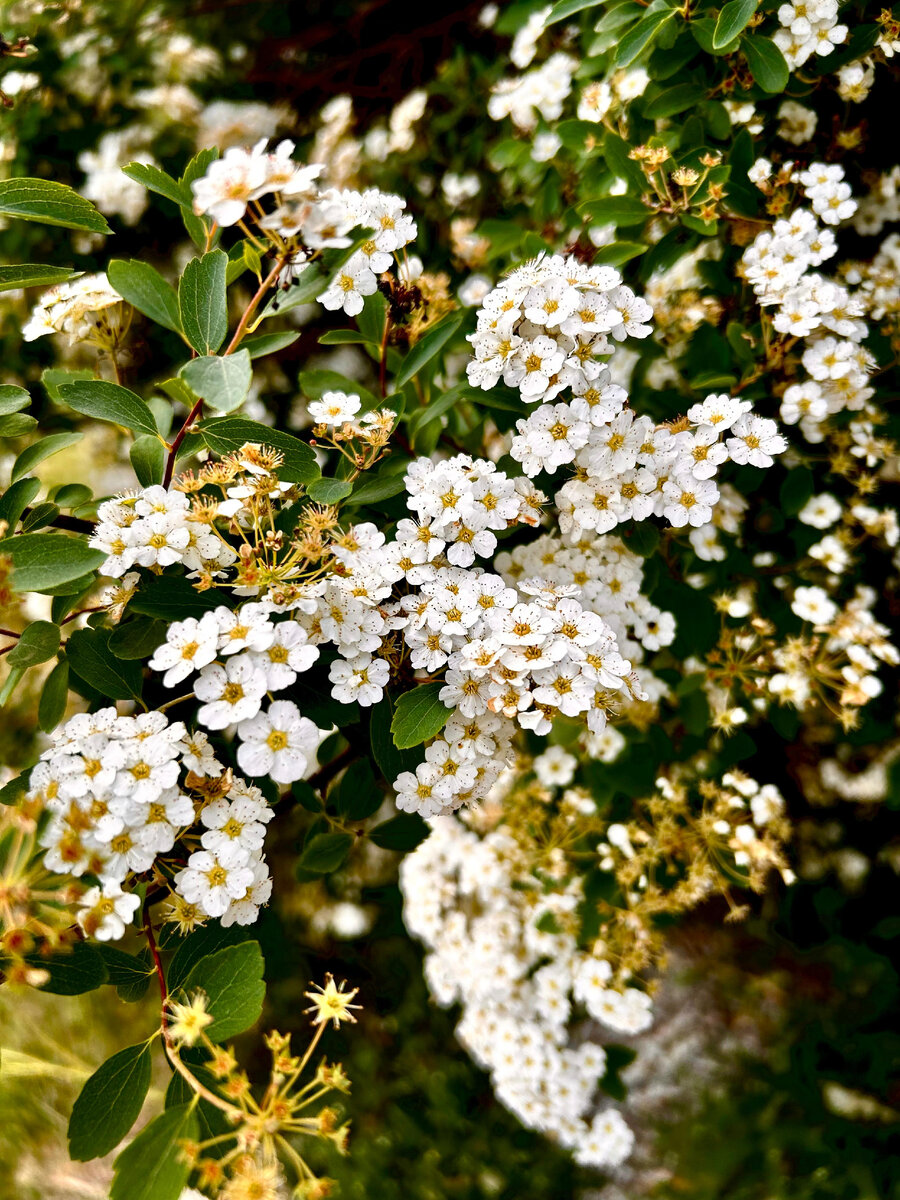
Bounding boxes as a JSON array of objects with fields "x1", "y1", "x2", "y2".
[
  {"x1": 594, "y1": 770, "x2": 793, "y2": 978},
  {"x1": 0, "y1": 800, "x2": 83, "y2": 987},
  {"x1": 165, "y1": 975, "x2": 360, "y2": 1199},
  {"x1": 628, "y1": 145, "x2": 725, "y2": 222}
]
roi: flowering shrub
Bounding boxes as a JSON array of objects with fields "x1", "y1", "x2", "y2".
[{"x1": 1, "y1": 1, "x2": 899, "y2": 1197}]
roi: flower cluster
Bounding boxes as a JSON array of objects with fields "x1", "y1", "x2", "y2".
[
  {"x1": 190, "y1": 137, "x2": 417, "y2": 316},
  {"x1": 466, "y1": 253, "x2": 652, "y2": 402},
  {"x1": 741, "y1": 163, "x2": 873, "y2": 445},
  {"x1": 22, "y1": 273, "x2": 125, "y2": 347},
  {"x1": 401, "y1": 810, "x2": 641, "y2": 1170},
  {"x1": 29, "y1": 707, "x2": 274, "y2": 934},
  {"x1": 487, "y1": 53, "x2": 577, "y2": 132},
  {"x1": 402, "y1": 761, "x2": 792, "y2": 1168},
  {"x1": 774, "y1": 0, "x2": 847, "y2": 69}
]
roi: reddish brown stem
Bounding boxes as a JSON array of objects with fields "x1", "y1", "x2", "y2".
[
  {"x1": 143, "y1": 903, "x2": 168, "y2": 1008},
  {"x1": 222, "y1": 257, "x2": 286, "y2": 358},
  {"x1": 162, "y1": 395, "x2": 204, "y2": 488}
]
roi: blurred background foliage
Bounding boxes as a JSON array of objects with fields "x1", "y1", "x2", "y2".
[{"x1": 1, "y1": 1, "x2": 899, "y2": 1198}]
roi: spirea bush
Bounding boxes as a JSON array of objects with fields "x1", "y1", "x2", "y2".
[{"x1": 1, "y1": 1, "x2": 899, "y2": 1197}]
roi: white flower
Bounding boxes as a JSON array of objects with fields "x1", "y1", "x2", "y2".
[
  {"x1": 149, "y1": 613, "x2": 219, "y2": 688},
  {"x1": 725, "y1": 414, "x2": 787, "y2": 467},
  {"x1": 308, "y1": 390, "x2": 362, "y2": 424},
  {"x1": 181, "y1": 731, "x2": 224, "y2": 778},
  {"x1": 175, "y1": 850, "x2": 255, "y2": 919},
  {"x1": 791, "y1": 585, "x2": 838, "y2": 625},
  {"x1": 200, "y1": 791, "x2": 273, "y2": 859},
  {"x1": 190, "y1": 143, "x2": 268, "y2": 225},
  {"x1": 214, "y1": 604, "x2": 275, "y2": 656},
  {"x1": 248, "y1": 621, "x2": 319, "y2": 690},
  {"x1": 318, "y1": 259, "x2": 378, "y2": 317},
  {"x1": 236, "y1": 701, "x2": 320, "y2": 784},
  {"x1": 328, "y1": 653, "x2": 390, "y2": 706},
  {"x1": 798, "y1": 492, "x2": 842, "y2": 529},
  {"x1": 77, "y1": 883, "x2": 141, "y2": 941},
  {"x1": 661, "y1": 473, "x2": 720, "y2": 528},
  {"x1": 533, "y1": 746, "x2": 577, "y2": 789},
  {"x1": 195, "y1": 657, "x2": 268, "y2": 729}
]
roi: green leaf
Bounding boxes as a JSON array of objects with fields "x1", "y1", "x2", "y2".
[
  {"x1": 41, "y1": 367, "x2": 95, "y2": 403},
  {"x1": 26, "y1": 942, "x2": 108, "y2": 995},
  {"x1": 0, "y1": 533, "x2": 105, "y2": 593},
  {"x1": 182, "y1": 941, "x2": 266, "y2": 1042},
  {"x1": 0, "y1": 667, "x2": 24, "y2": 707},
  {"x1": 68, "y1": 1042, "x2": 152, "y2": 1161},
  {"x1": 242, "y1": 330, "x2": 300, "y2": 359},
  {"x1": 108, "y1": 616, "x2": 166, "y2": 660},
  {"x1": 50, "y1": 483, "x2": 93, "y2": 509},
  {"x1": 198, "y1": 418, "x2": 318, "y2": 484},
  {"x1": 297, "y1": 831, "x2": 355, "y2": 874},
  {"x1": 0, "y1": 264, "x2": 78, "y2": 293},
  {"x1": 22, "y1": 501, "x2": 59, "y2": 532},
  {"x1": 0, "y1": 413, "x2": 37, "y2": 437},
  {"x1": 111, "y1": 1103, "x2": 198, "y2": 1200},
  {"x1": 22, "y1": 501, "x2": 60, "y2": 531},
  {"x1": 179, "y1": 150, "x2": 220, "y2": 250},
  {"x1": 394, "y1": 313, "x2": 465, "y2": 389},
  {"x1": 66, "y1": 627, "x2": 143, "y2": 700},
  {"x1": 546, "y1": 0, "x2": 602, "y2": 23},
  {"x1": 593, "y1": 242, "x2": 648, "y2": 266},
  {"x1": 18, "y1": 503, "x2": 58, "y2": 532},
  {"x1": 130, "y1": 434, "x2": 166, "y2": 487},
  {"x1": 95, "y1": 945, "x2": 152, "y2": 1001},
  {"x1": 180, "y1": 350, "x2": 252, "y2": 415},
  {"x1": 643, "y1": 82, "x2": 708, "y2": 118},
  {"x1": 369, "y1": 694, "x2": 422, "y2": 783},
  {"x1": 578, "y1": 196, "x2": 649, "y2": 226},
  {"x1": 347, "y1": 469, "x2": 408, "y2": 508},
  {"x1": 128, "y1": 572, "x2": 226, "y2": 621},
  {"x1": 38, "y1": 659, "x2": 69, "y2": 731},
  {"x1": 622, "y1": 521, "x2": 660, "y2": 557},
  {"x1": 0, "y1": 178, "x2": 111, "y2": 233},
  {"x1": 318, "y1": 329, "x2": 378, "y2": 346},
  {"x1": 107, "y1": 259, "x2": 182, "y2": 333},
  {"x1": 615, "y1": 7, "x2": 676, "y2": 66},
  {"x1": 357, "y1": 290, "x2": 388, "y2": 346},
  {"x1": 167, "y1": 923, "x2": 255, "y2": 991},
  {"x1": 333, "y1": 757, "x2": 383, "y2": 821},
  {"x1": 6, "y1": 620, "x2": 59, "y2": 670},
  {"x1": 307, "y1": 477, "x2": 353, "y2": 504},
  {"x1": 226, "y1": 239, "x2": 261, "y2": 285},
  {"x1": 59, "y1": 380, "x2": 159, "y2": 438},
  {"x1": 120, "y1": 162, "x2": 189, "y2": 208},
  {"x1": 390, "y1": 682, "x2": 451, "y2": 749},
  {"x1": 713, "y1": 0, "x2": 757, "y2": 48},
  {"x1": 179, "y1": 249, "x2": 228, "y2": 355},
  {"x1": 741, "y1": 34, "x2": 790, "y2": 92},
  {"x1": 369, "y1": 812, "x2": 429, "y2": 852},
  {"x1": 11, "y1": 432, "x2": 83, "y2": 484},
  {"x1": 780, "y1": 465, "x2": 814, "y2": 516},
  {"x1": 0, "y1": 383, "x2": 30, "y2": 416},
  {"x1": 406, "y1": 384, "x2": 469, "y2": 442},
  {"x1": 0, "y1": 768, "x2": 32, "y2": 806},
  {"x1": 0, "y1": 479, "x2": 41, "y2": 533}
]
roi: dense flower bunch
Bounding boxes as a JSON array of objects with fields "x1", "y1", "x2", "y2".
[
  {"x1": 401, "y1": 763, "x2": 790, "y2": 1164},
  {"x1": 30, "y1": 706, "x2": 274, "y2": 930},
  {"x1": 189, "y1": 137, "x2": 417, "y2": 315},
  {"x1": 21, "y1": 273, "x2": 126, "y2": 349}
]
